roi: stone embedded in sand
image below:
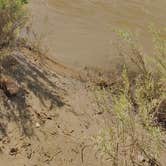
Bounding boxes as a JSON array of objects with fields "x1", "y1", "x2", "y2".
[
  {"x1": 35, "y1": 122, "x2": 40, "y2": 128},
  {"x1": 9, "y1": 148, "x2": 18, "y2": 156},
  {"x1": 0, "y1": 75, "x2": 20, "y2": 96}
]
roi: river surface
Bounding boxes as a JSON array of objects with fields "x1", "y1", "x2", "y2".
[{"x1": 29, "y1": 0, "x2": 166, "y2": 69}]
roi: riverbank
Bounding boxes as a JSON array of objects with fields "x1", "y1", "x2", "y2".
[
  {"x1": 0, "y1": 0, "x2": 165, "y2": 165},
  {"x1": 0, "y1": 47, "x2": 116, "y2": 166},
  {"x1": 0, "y1": 46, "x2": 166, "y2": 165}
]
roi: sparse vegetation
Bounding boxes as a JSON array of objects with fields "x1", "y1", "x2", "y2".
[
  {"x1": 0, "y1": 0, "x2": 28, "y2": 48},
  {"x1": 93, "y1": 28, "x2": 166, "y2": 166},
  {"x1": 0, "y1": 1, "x2": 165, "y2": 165}
]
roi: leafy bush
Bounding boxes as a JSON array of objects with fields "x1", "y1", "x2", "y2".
[{"x1": 0, "y1": 0, "x2": 28, "y2": 48}]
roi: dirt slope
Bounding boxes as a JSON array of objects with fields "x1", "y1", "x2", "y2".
[{"x1": 0, "y1": 50, "x2": 112, "y2": 166}]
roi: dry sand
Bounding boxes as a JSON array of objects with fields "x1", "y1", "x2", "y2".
[{"x1": 0, "y1": 49, "x2": 112, "y2": 166}]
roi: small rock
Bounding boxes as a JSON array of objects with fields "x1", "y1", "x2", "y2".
[
  {"x1": 0, "y1": 75, "x2": 20, "y2": 96},
  {"x1": 138, "y1": 154, "x2": 146, "y2": 163},
  {"x1": 35, "y1": 122, "x2": 40, "y2": 128},
  {"x1": 9, "y1": 148, "x2": 18, "y2": 156}
]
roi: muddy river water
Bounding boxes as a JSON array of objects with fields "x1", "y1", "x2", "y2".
[{"x1": 29, "y1": 0, "x2": 166, "y2": 69}]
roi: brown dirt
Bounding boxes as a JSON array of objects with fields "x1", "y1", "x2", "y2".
[{"x1": 0, "y1": 49, "x2": 112, "y2": 166}]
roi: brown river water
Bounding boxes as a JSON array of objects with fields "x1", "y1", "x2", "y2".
[{"x1": 29, "y1": 0, "x2": 166, "y2": 69}]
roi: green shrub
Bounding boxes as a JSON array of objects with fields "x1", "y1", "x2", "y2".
[
  {"x1": 93, "y1": 28, "x2": 166, "y2": 165},
  {"x1": 0, "y1": 0, "x2": 28, "y2": 48},
  {"x1": 93, "y1": 68, "x2": 165, "y2": 165}
]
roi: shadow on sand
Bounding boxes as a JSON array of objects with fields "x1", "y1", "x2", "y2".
[{"x1": 0, "y1": 53, "x2": 65, "y2": 137}]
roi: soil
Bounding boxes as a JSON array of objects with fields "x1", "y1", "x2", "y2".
[{"x1": 0, "y1": 49, "x2": 113, "y2": 166}]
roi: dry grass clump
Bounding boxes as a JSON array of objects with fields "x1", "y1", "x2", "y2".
[{"x1": 0, "y1": 0, "x2": 28, "y2": 48}]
